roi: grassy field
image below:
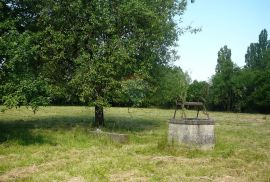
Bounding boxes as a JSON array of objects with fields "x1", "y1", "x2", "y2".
[{"x1": 0, "y1": 106, "x2": 270, "y2": 182}]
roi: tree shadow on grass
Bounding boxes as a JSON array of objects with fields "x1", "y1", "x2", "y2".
[
  {"x1": 0, "y1": 114, "x2": 162, "y2": 145},
  {"x1": 0, "y1": 127, "x2": 50, "y2": 145},
  {"x1": 0, "y1": 115, "x2": 93, "y2": 145},
  {"x1": 104, "y1": 116, "x2": 161, "y2": 132}
]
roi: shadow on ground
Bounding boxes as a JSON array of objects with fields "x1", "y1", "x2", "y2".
[{"x1": 0, "y1": 114, "x2": 162, "y2": 145}]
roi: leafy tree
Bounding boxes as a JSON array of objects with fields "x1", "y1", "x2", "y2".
[
  {"x1": 112, "y1": 65, "x2": 190, "y2": 109},
  {"x1": 210, "y1": 46, "x2": 239, "y2": 111},
  {"x1": 67, "y1": 0, "x2": 190, "y2": 126},
  {"x1": 261, "y1": 42, "x2": 270, "y2": 69},
  {"x1": 0, "y1": 26, "x2": 51, "y2": 112},
  {"x1": 245, "y1": 49, "x2": 270, "y2": 113},
  {"x1": 187, "y1": 80, "x2": 209, "y2": 103},
  {"x1": 150, "y1": 65, "x2": 189, "y2": 107},
  {"x1": 249, "y1": 68, "x2": 270, "y2": 113},
  {"x1": 245, "y1": 29, "x2": 270, "y2": 69},
  {"x1": 241, "y1": 29, "x2": 270, "y2": 112},
  {"x1": 228, "y1": 68, "x2": 255, "y2": 112},
  {"x1": 1, "y1": 0, "x2": 194, "y2": 127},
  {"x1": 215, "y1": 45, "x2": 234, "y2": 74},
  {"x1": 112, "y1": 77, "x2": 150, "y2": 108}
]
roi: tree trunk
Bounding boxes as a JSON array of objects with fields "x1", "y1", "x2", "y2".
[{"x1": 94, "y1": 105, "x2": 104, "y2": 127}]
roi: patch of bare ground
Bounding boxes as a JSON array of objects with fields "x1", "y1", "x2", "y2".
[
  {"x1": 67, "y1": 176, "x2": 85, "y2": 182},
  {"x1": 195, "y1": 176, "x2": 213, "y2": 181},
  {"x1": 110, "y1": 170, "x2": 148, "y2": 182},
  {"x1": 142, "y1": 156, "x2": 252, "y2": 181},
  {"x1": 0, "y1": 148, "x2": 86, "y2": 181},
  {"x1": 142, "y1": 155, "x2": 211, "y2": 165},
  {"x1": 0, "y1": 159, "x2": 67, "y2": 181},
  {"x1": 0, "y1": 165, "x2": 38, "y2": 182},
  {"x1": 212, "y1": 175, "x2": 246, "y2": 182}
]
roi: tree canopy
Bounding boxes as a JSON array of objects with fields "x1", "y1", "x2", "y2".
[{"x1": 0, "y1": 0, "x2": 194, "y2": 126}]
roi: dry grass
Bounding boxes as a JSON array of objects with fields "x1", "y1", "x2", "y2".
[{"x1": 0, "y1": 106, "x2": 270, "y2": 181}]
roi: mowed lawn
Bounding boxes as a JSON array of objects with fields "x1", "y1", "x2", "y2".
[{"x1": 0, "y1": 106, "x2": 269, "y2": 182}]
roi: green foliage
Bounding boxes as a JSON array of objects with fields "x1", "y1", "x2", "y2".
[
  {"x1": 66, "y1": 0, "x2": 189, "y2": 112},
  {"x1": 245, "y1": 29, "x2": 270, "y2": 69},
  {"x1": 115, "y1": 77, "x2": 150, "y2": 107},
  {"x1": 209, "y1": 29, "x2": 270, "y2": 113},
  {"x1": 242, "y1": 29, "x2": 270, "y2": 112},
  {"x1": 1, "y1": 78, "x2": 50, "y2": 113},
  {"x1": 187, "y1": 80, "x2": 209, "y2": 103},
  {"x1": 151, "y1": 66, "x2": 189, "y2": 107},
  {"x1": 215, "y1": 45, "x2": 234, "y2": 74},
  {"x1": 209, "y1": 46, "x2": 240, "y2": 111},
  {"x1": 247, "y1": 68, "x2": 270, "y2": 113},
  {"x1": 0, "y1": 0, "x2": 193, "y2": 122},
  {"x1": 0, "y1": 28, "x2": 50, "y2": 113}
]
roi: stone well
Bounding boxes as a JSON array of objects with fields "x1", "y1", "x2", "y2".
[
  {"x1": 168, "y1": 118, "x2": 215, "y2": 149},
  {"x1": 168, "y1": 102, "x2": 215, "y2": 150}
]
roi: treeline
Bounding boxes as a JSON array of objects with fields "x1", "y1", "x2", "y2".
[{"x1": 188, "y1": 29, "x2": 270, "y2": 113}]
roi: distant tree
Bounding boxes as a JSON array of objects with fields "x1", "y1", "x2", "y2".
[
  {"x1": 245, "y1": 29, "x2": 270, "y2": 69},
  {"x1": 150, "y1": 66, "x2": 189, "y2": 107},
  {"x1": 215, "y1": 45, "x2": 234, "y2": 74},
  {"x1": 187, "y1": 80, "x2": 209, "y2": 103},
  {"x1": 241, "y1": 29, "x2": 270, "y2": 112},
  {"x1": 210, "y1": 46, "x2": 239, "y2": 111},
  {"x1": 194, "y1": 29, "x2": 270, "y2": 113},
  {"x1": 259, "y1": 29, "x2": 269, "y2": 51},
  {"x1": 248, "y1": 68, "x2": 270, "y2": 113},
  {"x1": 246, "y1": 48, "x2": 270, "y2": 113},
  {"x1": 113, "y1": 76, "x2": 150, "y2": 108},
  {"x1": 261, "y1": 43, "x2": 270, "y2": 68}
]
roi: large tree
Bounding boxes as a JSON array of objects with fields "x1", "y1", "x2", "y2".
[
  {"x1": 67, "y1": 0, "x2": 190, "y2": 126},
  {"x1": 1, "y1": 0, "x2": 194, "y2": 126}
]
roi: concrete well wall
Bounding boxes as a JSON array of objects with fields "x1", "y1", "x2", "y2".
[{"x1": 168, "y1": 119, "x2": 215, "y2": 150}]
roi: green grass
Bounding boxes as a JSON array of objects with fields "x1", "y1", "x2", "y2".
[{"x1": 0, "y1": 106, "x2": 270, "y2": 181}]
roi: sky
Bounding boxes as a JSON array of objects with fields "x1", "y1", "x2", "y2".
[{"x1": 175, "y1": 0, "x2": 270, "y2": 81}]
